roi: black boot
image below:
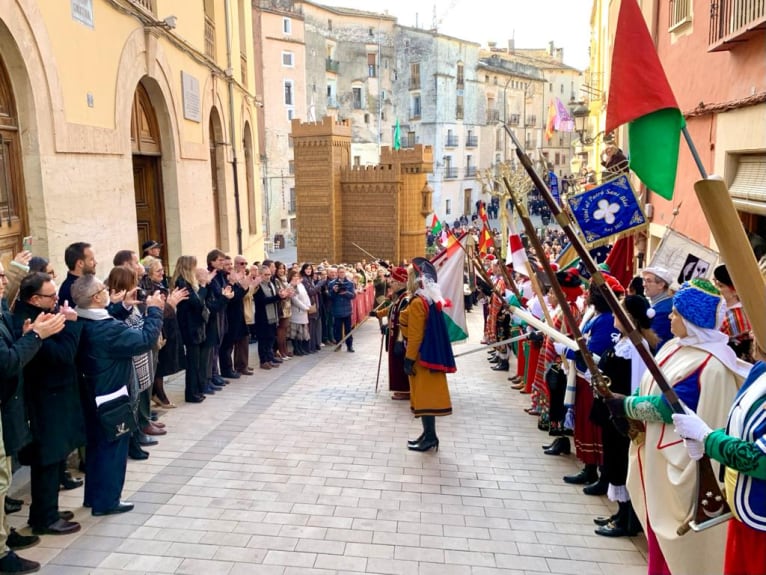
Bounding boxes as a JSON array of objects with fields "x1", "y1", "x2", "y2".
[
  {"x1": 583, "y1": 466, "x2": 609, "y2": 495},
  {"x1": 543, "y1": 436, "x2": 571, "y2": 455},
  {"x1": 292, "y1": 340, "x2": 305, "y2": 356},
  {"x1": 491, "y1": 361, "x2": 509, "y2": 371},
  {"x1": 409, "y1": 416, "x2": 439, "y2": 452},
  {"x1": 563, "y1": 463, "x2": 598, "y2": 484},
  {"x1": 408, "y1": 417, "x2": 427, "y2": 447}
]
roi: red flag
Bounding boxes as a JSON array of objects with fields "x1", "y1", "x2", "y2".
[
  {"x1": 605, "y1": 0, "x2": 679, "y2": 133},
  {"x1": 604, "y1": 235, "x2": 635, "y2": 289}
]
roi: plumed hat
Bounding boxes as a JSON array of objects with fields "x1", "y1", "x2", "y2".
[
  {"x1": 713, "y1": 264, "x2": 734, "y2": 289},
  {"x1": 673, "y1": 278, "x2": 723, "y2": 329},
  {"x1": 390, "y1": 266, "x2": 408, "y2": 283},
  {"x1": 411, "y1": 257, "x2": 437, "y2": 283},
  {"x1": 624, "y1": 295, "x2": 653, "y2": 330},
  {"x1": 556, "y1": 268, "x2": 582, "y2": 288}
]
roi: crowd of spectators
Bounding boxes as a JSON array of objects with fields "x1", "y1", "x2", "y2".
[{"x1": 0, "y1": 241, "x2": 393, "y2": 573}]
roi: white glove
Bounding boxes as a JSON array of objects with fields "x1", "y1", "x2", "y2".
[
  {"x1": 672, "y1": 409, "x2": 713, "y2": 443},
  {"x1": 683, "y1": 438, "x2": 706, "y2": 461}
]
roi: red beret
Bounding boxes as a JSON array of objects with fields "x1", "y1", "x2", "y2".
[
  {"x1": 391, "y1": 267, "x2": 408, "y2": 283},
  {"x1": 603, "y1": 273, "x2": 625, "y2": 294}
]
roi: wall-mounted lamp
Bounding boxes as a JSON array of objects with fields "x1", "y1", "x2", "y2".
[
  {"x1": 569, "y1": 101, "x2": 613, "y2": 146},
  {"x1": 146, "y1": 15, "x2": 177, "y2": 30}
]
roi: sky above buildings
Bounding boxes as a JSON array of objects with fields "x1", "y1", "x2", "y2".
[{"x1": 317, "y1": 0, "x2": 593, "y2": 70}]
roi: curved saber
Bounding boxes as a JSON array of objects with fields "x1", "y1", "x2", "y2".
[{"x1": 510, "y1": 306, "x2": 578, "y2": 352}]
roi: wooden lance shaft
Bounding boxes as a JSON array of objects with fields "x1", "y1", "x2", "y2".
[
  {"x1": 502, "y1": 176, "x2": 608, "y2": 390},
  {"x1": 694, "y1": 178, "x2": 766, "y2": 359},
  {"x1": 502, "y1": 124, "x2": 729, "y2": 534}
]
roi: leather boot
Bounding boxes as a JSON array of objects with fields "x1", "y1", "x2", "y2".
[
  {"x1": 408, "y1": 416, "x2": 427, "y2": 446},
  {"x1": 563, "y1": 464, "x2": 598, "y2": 484},
  {"x1": 292, "y1": 340, "x2": 305, "y2": 356},
  {"x1": 543, "y1": 437, "x2": 571, "y2": 455},
  {"x1": 583, "y1": 468, "x2": 609, "y2": 496},
  {"x1": 408, "y1": 416, "x2": 439, "y2": 452}
]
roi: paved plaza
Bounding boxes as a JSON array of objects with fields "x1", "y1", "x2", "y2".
[{"x1": 10, "y1": 307, "x2": 649, "y2": 574}]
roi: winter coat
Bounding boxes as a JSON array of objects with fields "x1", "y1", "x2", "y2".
[
  {"x1": 12, "y1": 300, "x2": 85, "y2": 466},
  {"x1": 174, "y1": 278, "x2": 208, "y2": 346},
  {"x1": 329, "y1": 278, "x2": 355, "y2": 318},
  {"x1": 290, "y1": 283, "x2": 311, "y2": 325}
]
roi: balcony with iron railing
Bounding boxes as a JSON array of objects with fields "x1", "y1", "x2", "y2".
[
  {"x1": 709, "y1": 0, "x2": 766, "y2": 51},
  {"x1": 486, "y1": 109, "x2": 500, "y2": 124},
  {"x1": 465, "y1": 166, "x2": 477, "y2": 177},
  {"x1": 445, "y1": 135, "x2": 458, "y2": 147},
  {"x1": 205, "y1": 16, "x2": 216, "y2": 59},
  {"x1": 129, "y1": 0, "x2": 155, "y2": 14},
  {"x1": 444, "y1": 167, "x2": 458, "y2": 179},
  {"x1": 327, "y1": 97, "x2": 338, "y2": 109},
  {"x1": 409, "y1": 78, "x2": 421, "y2": 90},
  {"x1": 326, "y1": 58, "x2": 339, "y2": 73},
  {"x1": 508, "y1": 114, "x2": 520, "y2": 126},
  {"x1": 466, "y1": 135, "x2": 478, "y2": 148}
]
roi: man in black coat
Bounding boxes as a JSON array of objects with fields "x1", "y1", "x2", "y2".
[
  {"x1": 72, "y1": 273, "x2": 163, "y2": 517},
  {"x1": 0, "y1": 264, "x2": 66, "y2": 574},
  {"x1": 205, "y1": 249, "x2": 231, "y2": 387},
  {"x1": 57, "y1": 242, "x2": 96, "y2": 308},
  {"x1": 220, "y1": 256, "x2": 252, "y2": 377},
  {"x1": 13, "y1": 272, "x2": 84, "y2": 536}
]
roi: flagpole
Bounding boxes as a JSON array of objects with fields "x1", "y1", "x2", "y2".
[{"x1": 682, "y1": 126, "x2": 708, "y2": 179}]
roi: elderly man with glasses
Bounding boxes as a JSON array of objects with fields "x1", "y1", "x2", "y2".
[
  {"x1": 641, "y1": 266, "x2": 674, "y2": 353},
  {"x1": 72, "y1": 273, "x2": 163, "y2": 517}
]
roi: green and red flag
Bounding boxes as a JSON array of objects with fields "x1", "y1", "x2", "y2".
[
  {"x1": 430, "y1": 214, "x2": 442, "y2": 236},
  {"x1": 606, "y1": 0, "x2": 684, "y2": 200}
]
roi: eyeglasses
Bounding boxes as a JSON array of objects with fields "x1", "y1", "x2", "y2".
[
  {"x1": 88, "y1": 285, "x2": 108, "y2": 298},
  {"x1": 34, "y1": 293, "x2": 58, "y2": 300},
  {"x1": 237, "y1": 262, "x2": 247, "y2": 266}
]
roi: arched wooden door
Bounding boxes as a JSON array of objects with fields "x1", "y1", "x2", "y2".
[
  {"x1": 131, "y1": 82, "x2": 167, "y2": 261},
  {"x1": 0, "y1": 55, "x2": 28, "y2": 263},
  {"x1": 209, "y1": 108, "x2": 225, "y2": 248}
]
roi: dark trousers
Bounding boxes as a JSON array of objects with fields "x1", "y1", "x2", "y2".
[
  {"x1": 137, "y1": 387, "x2": 151, "y2": 428},
  {"x1": 309, "y1": 316, "x2": 322, "y2": 351},
  {"x1": 202, "y1": 344, "x2": 215, "y2": 382},
  {"x1": 334, "y1": 315, "x2": 352, "y2": 349},
  {"x1": 184, "y1": 343, "x2": 205, "y2": 399},
  {"x1": 233, "y1": 336, "x2": 250, "y2": 372},
  {"x1": 219, "y1": 336, "x2": 235, "y2": 375},
  {"x1": 256, "y1": 323, "x2": 277, "y2": 364},
  {"x1": 84, "y1": 431, "x2": 129, "y2": 513},
  {"x1": 322, "y1": 308, "x2": 334, "y2": 342},
  {"x1": 29, "y1": 459, "x2": 62, "y2": 529}
]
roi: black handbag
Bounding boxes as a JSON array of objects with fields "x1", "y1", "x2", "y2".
[{"x1": 97, "y1": 395, "x2": 137, "y2": 442}]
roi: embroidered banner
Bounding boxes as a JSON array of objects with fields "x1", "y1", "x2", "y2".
[{"x1": 566, "y1": 175, "x2": 646, "y2": 245}]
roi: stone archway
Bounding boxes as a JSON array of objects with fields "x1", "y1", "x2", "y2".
[
  {"x1": 0, "y1": 52, "x2": 28, "y2": 263},
  {"x1": 131, "y1": 81, "x2": 167, "y2": 262}
]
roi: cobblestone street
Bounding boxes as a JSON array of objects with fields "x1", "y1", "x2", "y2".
[{"x1": 12, "y1": 307, "x2": 648, "y2": 574}]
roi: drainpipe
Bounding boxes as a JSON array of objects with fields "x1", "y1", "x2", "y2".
[{"x1": 224, "y1": 0, "x2": 243, "y2": 254}]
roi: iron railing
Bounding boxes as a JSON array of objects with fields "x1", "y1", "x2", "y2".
[
  {"x1": 709, "y1": 0, "x2": 766, "y2": 48},
  {"x1": 466, "y1": 135, "x2": 478, "y2": 147},
  {"x1": 446, "y1": 135, "x2": 458, "y2": 147},
  {"x1": 669, "y1": 0, "x2": 691, "y2": 28},
  {"x1": 326, "y1": 58, "x2": 339, "y2": 73}
]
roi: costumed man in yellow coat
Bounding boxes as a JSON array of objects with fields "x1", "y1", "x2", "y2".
[
  {"x1": 607, "y1": 279, "x2": 750, "y2": 575},
  {"x1": 400, "y1": 257, "x2": 456, "y2": 452}
]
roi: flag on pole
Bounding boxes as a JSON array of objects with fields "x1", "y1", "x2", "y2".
[
  {"x1": 554, "y1": 98, "x2": 574, "y2": 132},
  {"x1": 506, "y1": 218, "x2": 529, "y2": 272},
  {"x1": 393, "y1": 118, "x2": 401, "y2": 151},
  {"x1": 606, "y1": 0, "x2": 684, "y2": 200},
  {"x1": 431, "y1": 234, "x2": 468, "y2": 342},
  {"x1": 478, "y1": 225, "x2": 492, "y2": 254},
  {"x1": 479, "y1": 202, "x2": 489, "y2": 224},
  {"x1": 430, "y1": 214, "x2": 442, "y2": 236},
  {"x1": 545, "y1": 100, "x2": 557, "y2": 141}
]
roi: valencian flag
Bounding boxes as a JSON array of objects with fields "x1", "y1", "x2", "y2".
[
  {"x1": 431, "y1": 233, "x2": 468, "y2": 342},
  {"x1": 566, "y1": 174, "x2": 647, "y2": 245},
  {"x1": 606, "y1": 0, "x2": 684, "y2": 200}
]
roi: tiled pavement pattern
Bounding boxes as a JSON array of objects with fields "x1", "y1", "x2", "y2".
[{"x1": 10, "y1": 308, "x2": 649, "y2": 574}]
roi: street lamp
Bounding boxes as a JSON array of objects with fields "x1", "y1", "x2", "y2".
[{"x1": 569, "y1": 101, "x2": 613, "y2": 146}]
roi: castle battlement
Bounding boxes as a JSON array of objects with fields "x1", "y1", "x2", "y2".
[{"x1": 291, "y1": 116, "x2": 352, "y2": 138}]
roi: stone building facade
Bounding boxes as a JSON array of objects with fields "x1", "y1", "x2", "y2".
[
  {"x1": 0, "y1": 0, "x2": 262, "y2": 271},
  {"x1": 291, "y1": 117, "x2": 431, "y2": 264}
]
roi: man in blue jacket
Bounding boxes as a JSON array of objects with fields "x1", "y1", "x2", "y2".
[
  {"x1": 329, "y1": 267, "x2": 356, "y2": 352},
  {"x1": 72, "y1": 274, "x2": 163, "y2": 517}
]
